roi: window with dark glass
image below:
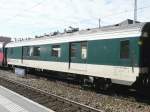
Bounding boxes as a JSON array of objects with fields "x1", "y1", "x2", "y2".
[
  {"x1": 71, "y1": 43, "x2": 77, "y2": 58},
  {"x1": 120, "y1": 40, "x2": 130, "y2": 59},
  {"x1": 33, "y1": 47, "x2": 40, "y2": 56},
  {"x1": 23, "y1": 46, "x2": 40, "y2": 56},
  {"x1": 23, "y1": 47, "x2": 30, "y2": 56},
  {"x1": 10, "y1": 48, "x2": 13, "y2": 55},
  {"x1": 51, "y1": 45, "x2": 61, "y2": 57}
]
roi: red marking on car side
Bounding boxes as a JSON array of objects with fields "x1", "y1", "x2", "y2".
[{"x1": 0, "y1": 52, "x2": 4, "y2": 62}]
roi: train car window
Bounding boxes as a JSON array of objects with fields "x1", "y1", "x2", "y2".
[
  {"x1": 10, "y1": 48, "x2": 13, "y2": 55},
  {"x1": 81, "y1": 42, "x2": 87, "y2": 59},
  {"x1": 71, "y1": 43, "x2": 77, "y2": 58},
  {"x1": 29, "y1": 47, "x2": 33, "y2": 56},
  {"x1": 33, "y1": 47, "x2": 40, "y2": 56},
  {"x1": 23, "y1": 47, "x2": 30, "y2": 56},
  {"x1": 51, "y1": 45, "x2": 61, "y2": 57},
  {"x1": 120, "y1": 40, "x2": 130, "y2": 59},
  {"x1": 24, "y1": 46, "x2": 40, "y2": 56},
  {"x1": 26, "y1": 47, "x2": 30, "y2": 56}
]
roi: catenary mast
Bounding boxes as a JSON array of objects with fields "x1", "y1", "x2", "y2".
[{"x1": 134, "y1": 0, "x2": 137, "y2": 23}]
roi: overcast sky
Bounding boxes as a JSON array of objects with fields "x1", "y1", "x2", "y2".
[{"x1": 0, "y1": 0, "x2": 149, "y2": 38}]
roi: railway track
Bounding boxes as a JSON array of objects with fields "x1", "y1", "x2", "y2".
[{"x1": 0, "y1": 76, "x2": 104, "y2": 112}]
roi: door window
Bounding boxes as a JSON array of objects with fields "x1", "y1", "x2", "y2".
[
  {"x1": 120, "y1": 40, "x2": 130, "y2": 59},
  {"x1": 70, "y1": 43, "x2": 77, "y2": 58}
]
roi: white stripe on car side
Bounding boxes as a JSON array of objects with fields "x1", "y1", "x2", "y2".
[{"x1": 7, "y1": 58, "x2": 139, "y2": 85}]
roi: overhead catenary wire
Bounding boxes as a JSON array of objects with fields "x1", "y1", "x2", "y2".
[
  {"x1": 100, "y1": 4, "x2": 150, "y2": 19},
  {"x1": 2, "y1": 1, "x2": 150, "y2": 25},
  {"x1": 2, "y1": 0, "x2": 46, "y2": 23},
  {"x1": 27, "y1": 4, "x2": 150, "y2": 38},
  {"x1": 1, "y1": 1, "x2": 150, "y2": 38}
]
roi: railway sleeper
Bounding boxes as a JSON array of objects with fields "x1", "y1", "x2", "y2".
[
  {"x1": 32, "y1": 95, "x2": 49, "y2": 101},
  {"x1": 36, "y1": 97, "x2": 53, "y2": 105}
]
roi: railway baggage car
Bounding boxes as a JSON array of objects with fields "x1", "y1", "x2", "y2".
[{"x1": 5, "y1": 21, "x2": 150, "y2": 89}]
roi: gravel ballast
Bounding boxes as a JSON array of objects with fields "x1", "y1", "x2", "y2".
[{"x1": 0, "y1": 70, "x2": 150, "y2": 112}]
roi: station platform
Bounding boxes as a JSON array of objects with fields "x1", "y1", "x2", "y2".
[{"x1": 0, "y1": 86, "x2": 54, "y2": 112}]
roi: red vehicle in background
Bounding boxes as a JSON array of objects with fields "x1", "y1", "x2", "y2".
[
  {"x1": 0, "y1": 37, "x2": 11, "y2": 66},
  {"x1": 0, "y1": 42, "x2": 4, "y2": 65}
]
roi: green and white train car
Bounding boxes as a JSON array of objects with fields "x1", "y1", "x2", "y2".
[{"x1": 5, "y1": 22, "x2": 150, "y2": 89}]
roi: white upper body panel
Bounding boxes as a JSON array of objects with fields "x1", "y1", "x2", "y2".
[{"x1": 6, "y1": 25, "x2": 142, "y2": 48}]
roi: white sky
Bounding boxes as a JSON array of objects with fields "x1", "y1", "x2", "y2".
[{"x1": 0, "y1": 0, "x2": 149, "y2": 38}]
